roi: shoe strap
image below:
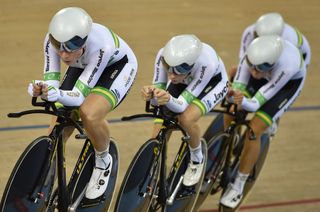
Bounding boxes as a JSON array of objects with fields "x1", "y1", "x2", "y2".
[
  {"x1": 94, "y1": 162, "x2": 111, "y2": 171},
  {"x1": 191, "y1": 160, "x2": 203, "y2": 165}
]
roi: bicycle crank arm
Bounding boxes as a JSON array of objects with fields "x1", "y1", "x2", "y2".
[
  {"x1": 167, "y1": 175, "x2": 183, "y2": 205},
  {"x1": 68, "y1": 185, "x2": 87, "y2": 212}
]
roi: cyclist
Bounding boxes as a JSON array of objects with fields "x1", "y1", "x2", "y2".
[
  {"x1": 220, "y1": 35, "x2": 306, "y2": 208},
  {"x1": 229, "y1": 12, "x2": 311, "y2": 135},
  {"x1": 141, "y1": 34, "x2": 229, "y2": 186},
  {"x1": 27, "y1": 7, "x2": 138, "y2": 200},
  {"x1": 232, "y1": 12, "x2": 311, "y2": 74}
]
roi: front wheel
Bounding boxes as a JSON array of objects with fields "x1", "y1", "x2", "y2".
[
  {"x1": 0, "y1": 136, "x2": 56, "y2": 212},
  {"x1": 115, "y1": 139, "x2": 160, "y2": 212}
]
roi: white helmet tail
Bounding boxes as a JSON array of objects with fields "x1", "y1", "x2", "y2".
[{"x1": 254, "y1": 13, "x2": 284, "y2": 36}]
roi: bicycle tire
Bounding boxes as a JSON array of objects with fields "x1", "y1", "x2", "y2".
[
  {"x1": 194, "y1": 132, "x2": 230, "y2": 211},
  {"x1": 164, "y1": 139, "x2": 208, "y2": 212},
  {"x1": 218, "y1": 133, "x2": 270, "y2": 212},
  {"x1": 0, "y1": 136, "x2": 56, "y2": 212},
  {"x1": 115, "y1": 139, "x2": 160, "y2": 212},
  {"x1": 203, "y1": 113, "x2": 224, "y2": 142}
]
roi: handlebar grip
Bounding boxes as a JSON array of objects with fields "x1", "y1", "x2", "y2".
[
  {"x1": 7, "y1": 113, "x2": 21, "y2": 118},
  {"x1": 121, "y1": 116, "x2": 131, "y2": 121},
  {"x1": 75, "y1": 134, "x2": 87, "y2": 139}
]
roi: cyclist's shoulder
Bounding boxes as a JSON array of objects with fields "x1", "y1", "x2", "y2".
[{"x1": 196, "y1": 44, "x2": 223, "y2": 70}]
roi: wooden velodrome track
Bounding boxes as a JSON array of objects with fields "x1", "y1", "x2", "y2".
[{"x1": 1, "y1": 0, "x2": 320, "y2": 211}]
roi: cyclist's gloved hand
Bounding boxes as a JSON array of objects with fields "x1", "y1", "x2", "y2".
[
  {"x1": 153, "y1": 88, "x2": 170, "y2": 105},
  {"x1": 42, "y1": 84, "x2": 61, "y2": 102},
  {"x1": 27, "y1": 80, "x2": 44, "y2": 97},
  {"x1": 141, "y1": 85, "x2": 155, "y2": 101},
  {"x1": 226, "y1": 88, "x2": 235, "y2": 103}
]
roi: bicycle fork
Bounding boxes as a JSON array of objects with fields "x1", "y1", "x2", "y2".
[
  {"x1": 29, "y1": 138, "x2": 57, "y2": 204},
  {"x1": 158, "y1": 139, "x2": 169, "y2": 206},
  {"x1": 221, "y1": 133, "x2": 238, "y2": 188},
  {"x1": 56, "y1": 127, "x2": 70, "y2": 211}
]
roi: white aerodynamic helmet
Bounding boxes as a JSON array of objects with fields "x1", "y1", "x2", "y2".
[
  {"x1": 48, "y1": 7, "x2": 93, "y2": 52},
  {"x1": 162, "y1": 34, "x2": 202, "y2": 74},
  {"x1": 246, "y1": 35, "x2": 283, "y2": 72},
  {"x1": 254, "y1": 13, "x2": 284, "y2": 36}
]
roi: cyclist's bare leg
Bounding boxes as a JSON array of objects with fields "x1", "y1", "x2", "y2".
[
  {"x1": 80, "y1": 93, "x2": 112, "y2": 151},
  {"x1": 178, "y1": 104, "x2": 202, "y2": 149},
  {"x1": 239, "y1": 116, "x2": 269, "y2": 174},
  {"x1": 179, "y1": 104, "x2": 205, "y2": 186},
  {"x1": 151, "y1": 122, "x2": 163, "y2": 138},
  {"x1": 220, "y1": 115, "x2": 270, "y2": 207},
  {"x1": 80, "y1": 93, "x2": 113, "y2": 199}
]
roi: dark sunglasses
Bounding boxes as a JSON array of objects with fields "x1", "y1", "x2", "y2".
[
  {"x1": 162, "y1": 58, "x2": 194, "y2": 75},
  {"x1": 49, "y1": 34, "x2": 87, "y2": 52},
  {"x1": 246, "y1": 56, "x2": 274, "y2": 72}
]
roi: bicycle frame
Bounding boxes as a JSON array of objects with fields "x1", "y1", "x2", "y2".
[
  {"x1": 194, "y1": 100, "x2": 270, "y2": 211},
  {"x1": 157, "y1": 119, "x2": 190, "y2": 207},
  {"x1": 5, "y1": 97, "x2": 87, "y2": 211},
  {"x1": 210, "y1": 103, "x2": 256, "y2": 187},
  {"x1": 121, "y1": 102, "x2": 192, "y2": 210}
]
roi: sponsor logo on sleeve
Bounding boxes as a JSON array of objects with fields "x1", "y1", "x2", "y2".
[
  {"x1": 45, "y1": 41, "x2": 50, "y2": 72},
  {"x1": 191, "y1": 66, "x2": 206, "y2": 91},
  {"x1": 264, "y1": 71, "x2": 285, "y2": 93},
  {"x1": 124, "y1": 68, "x2": 135, "y2": 87},
  {"x1": 87, "y1": 49, "x2": 105, "y2": 85},
  {"x1": 213, "y1": 82, "x2": 228, "y2": 104},
  {"x1": 154, "y1": 57, "x2": 162, "y2": 82},
  {"x1": 66, "y1": 91, "x2": 80, "y2": 97}
]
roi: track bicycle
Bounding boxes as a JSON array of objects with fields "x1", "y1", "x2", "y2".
[
  {"x1": 194, "y1": 101, "x2": 270, "y2": 211},
  {"x1": 115, "y1": 102, "x2": 207, "y2": 212},
  {"x1": 0, "y1": 97, "x2": 119, "y2": 212}
]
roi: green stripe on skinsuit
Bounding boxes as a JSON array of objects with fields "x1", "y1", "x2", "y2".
[
  {"x1": 254, "y1": 91, "x2": 267, "y2": 106},
  {"x1": 181, "y1": 90, "x2": 196, "y2": 104},
  {"x1": 294, "y1": 28, "x2": 303, "y2": 47},
  {"x1": 256, "y1": 111, "x2": 273, "y2": 126},
  {"x1": 75, "y1": 80, "x2": 91, "y2": 97},
  {"x1": 108, "y1": 28, "x2": 120, "y2": 48},
  {"x1": 153, "y1": 83, "x2": 166, "y2": 90},
  {"x1": 192, "y1": 99, "x2": 207, "y2": 115},
  {"x1": 232, "y1": 82, "x2": 251, "y2": 98},
  {"x1": 91, "y1": 86, "x2": 118, "y2": 109},
  {"x1": 44, "y1": 72, "x2": 60, "y2": 81},
  {"x1": 232, "y1": 82, "x2": 246, "y2": 92}
]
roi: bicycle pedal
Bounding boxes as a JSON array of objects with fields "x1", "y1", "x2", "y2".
[
  {"x1": 200, "y1": 179, "x2": 211, "y2": 194},
  {"x1": 175, "y1": 186, "x2": 196, "y2": 200},
  {"x1": 80, "y1": 195, "x2": 106, "y2": 208}
]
